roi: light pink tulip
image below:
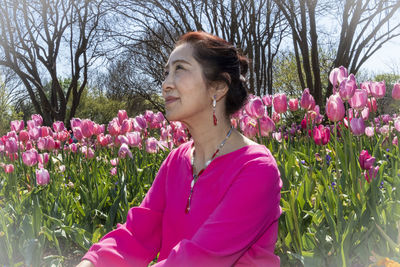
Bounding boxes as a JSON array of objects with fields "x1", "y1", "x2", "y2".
[
  {"x1": 57, "y1": 130, "x2": 70, "y2": 142},
  {"x1": 110, "y1": 158, "x2": 119, "y2": 166},
  {"x1": 371, "y1": 81, "x2": 386, "y2": 99},
  {"x1": 72, "y1": 127, "x2": 83, "y2": 140},
  {"x1": 393, "y1": 136, "x2": 398, "y2": 146},
  {"x1": 245, "y1": 96, "x2": 264, "y2": 118},
  {"x1": 29, "y1": 127, "x2": 40, "y2": 140},
  {"x1": 4, "y1": 164, "x2": 14, "y2": 173},
  {"x1": 272, "y1": 112, "x2": 280, "y2": 124},
  {"x1": 350, "y1": 117, "x2": 365, "y2": 136},
  {"x1": 361, "y1": 107, "x2": 370, "y2": 121},
  {"x1": 145, "y1": 137, "x2": 159, "y2": 153},
  {"x1": 5, "y1": 137, "x2": 18, "y2": 153},
  {"x1": 262, "y1": 95, "x2": 272, "y2": 107},
  {"x1": 134, "y1": 115, "x2": 147, "y2": 130},
  {"x1": 22, "y1": 149, "x2": 39, "y2": 166},
  {"x1": 339, "y1": 74, "x2": 357, "y2": 101},
  {"x1": 118, "y1": 143, "x2": 133, "y2": 158},
  {"x1": 36, "y1": 168, "x2": 50, "y2": 185},
  {"x1": 288, "y1": 98, "x2": 299, "y2": 111},
  {"x1": 120, "y1": 119, "x2": 133, "y2": 134},
  {"x1": 273, "y1": 93, "x2": 287, "y2": 114},
  {"x1": 38, "y1": 153, "x2": 49, "y2": 165},
  {"x1": 53, "y1": 121, "x2": 65, "y2": 132},
  {"x1": 150, "y1": 112, "x2": 164, "y2": 129},
  {"x1": 10, "y1": 120, "x2": 24, "y2": 132},
  {"x1": 108, "y1": 119, "x2": 121, "y2": 136},
  {"x1": 329, "y1": 66, "x2": 348, "y2": 89},
  {"x1": 272, "y1": 132, "x2": 282, "y2": 142},
  {"x1": 395, "y1": 119, "x2": 400, "y2": 132},
  {"x1": 94, "y1": 124, "x2": 105, "y2": 135},
  {"x1": 110, "y1": 167, "x2": 117, "y2": 176},
  {"x1": 126, "y1": 132, "x2": 141, "y2": 147},
  {"x1": 360, "y1": 81, "x2": 372, "y2": 96},
  {"x1": 240, "y1": 116, "x2": 258, "y2": 138},
  {"x1": 59, "y1": 165, "x2": 66, "y2": 172},
  {"x1": 118, "y1": 110, "x2": 128, "y2": 125},
  {"x1": 326, "y1": 94, "x2": 345, "y2": 122},
  {"x1": 365, "y1": 126, "x2": 374, "y2": 137},
  {"x1": 117, "y1": 135, "x2": 129, "y2": 145},
  {"x1": 300, "y1": 88, "x2": 315, "y2": 110},
  {"x1": 27, "y1": 120, "x2": 36, "y2": 130},
  {"x1": 392, "y1": 83, "x2": 400, "y2": 100},
  {"x1": 259, "y1": 114, "x2": 275, "y2": 136},
  {"x1": 349, "y1": 89, "x2": 368, "y2": 110},
  {"x1": 31, "y1": 114, "x2": 43, "y2": 126}
]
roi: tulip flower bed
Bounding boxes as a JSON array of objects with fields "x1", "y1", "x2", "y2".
[{"x1": 1, "y1": 67, "x2": 400, "y2": 266}]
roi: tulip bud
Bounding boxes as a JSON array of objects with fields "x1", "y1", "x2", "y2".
[
  {"x1": 288, "y1": 98, "x2": 299, "y2": 111},
  {"x1": 370, "y1": 81, "x2": 386, "y2": 99},
  {"x1": 359, "y1": 150, "x2": 375, "y2": 170},
  {"x1": 326, "y1": 94, "x2": 345, "y2": 122},
  {"x1": 300, "y1": 88, "x2": 315, "y2": 110}
]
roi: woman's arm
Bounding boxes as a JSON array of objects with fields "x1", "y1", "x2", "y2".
[{"x1": 76, "y1": 260, "x2": 94, "y2": 267}]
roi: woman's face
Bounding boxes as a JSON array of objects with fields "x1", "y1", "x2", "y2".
[{"x1": 162, "y1": 43, "x2": 212, "y2": 124}]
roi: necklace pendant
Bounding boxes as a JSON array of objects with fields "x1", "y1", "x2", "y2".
[{"x1": 185, "y1": 199, "x2": 190, "y2": 213}]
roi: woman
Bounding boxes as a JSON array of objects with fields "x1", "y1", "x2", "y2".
[{"x1": 78, "y1": 31, "x2": 282, "y2": 267}]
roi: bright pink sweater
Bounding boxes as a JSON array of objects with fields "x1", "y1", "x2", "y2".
[{"x1": 83, "y1": 141, "x2": 282, "y2": 266}]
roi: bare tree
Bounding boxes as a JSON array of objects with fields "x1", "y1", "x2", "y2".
[{"x1": 0, "y1": 0, "x2": 107, "y2": 126}]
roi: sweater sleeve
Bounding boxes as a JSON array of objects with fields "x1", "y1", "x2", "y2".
[
  {"x1": 81, "y1": 157, "x2": 168, "y2": 267},
  {"x1": 153, "y1": 156, "x2": 282, "y2": 267}
]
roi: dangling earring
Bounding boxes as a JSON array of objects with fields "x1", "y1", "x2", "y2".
[{"x1": 212, "y1": 95, "x2": 217, "y2": 126}]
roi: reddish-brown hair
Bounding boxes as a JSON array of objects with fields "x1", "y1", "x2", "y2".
[{"x1": 176, "y1": 31, "x2": 249, "y2": 117}]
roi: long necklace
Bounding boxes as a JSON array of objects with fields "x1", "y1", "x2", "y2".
[{"x1": 185, "y1": 126, "x2": 234, "y2": 213}]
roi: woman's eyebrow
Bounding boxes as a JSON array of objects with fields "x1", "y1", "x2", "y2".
[{"x1": 164, "y1": 59, "x2": 191, "y2": 68}]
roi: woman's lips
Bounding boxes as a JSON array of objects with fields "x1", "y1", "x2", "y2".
[{"x1": 165, "y1": 97, "x2": 179, "y2": 105}]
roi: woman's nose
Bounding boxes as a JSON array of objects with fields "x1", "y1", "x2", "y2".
[{"x1": 162, "y1": 74, "x2": 173, "y2": 92}]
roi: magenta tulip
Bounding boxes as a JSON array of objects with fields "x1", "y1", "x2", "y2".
[
  {"x1": 19, "y1": 130, "x2": 30, "y2": 142},
  {"x1": 36, "y1": 168, "x2": 50, "y2": 185},
  {"x1": 10, "y1": 120, "x2": 24, "y2": 132},
  {"x1": 245, "y1": 96, "x2": 265, "y2": 118},
  {"x1": 134, "y1": 115, "x2": 147, "y2": 130},
  {"x1": 22, "y1": 149, "x2": 39, "y2": 166},
  {"x1": 72, "y1": 127, "x2": 83, "y2": 140},
  {"x1": 392, "y1": 83, "x2": 400, "y2": 100},
  {"x1": 326, "y1": 94, "x2": 345, "y2": 122},
  {"x1": 350, "y1": 117, "x2": 365, "y2": 136},
  {"x1": 144, "y1": 110, "x2": 154, "y2": 124},
  {"x1": 313, "y1": 125, "x2": 330, "y2": 145},
  {"x1": 339, "y1": 74, "x2": 357, "y2": 101},
  {"x1": 120, "y1": 119, "x2": 133, "y2": 134},
  {"x1": 262, "y1": 95, "x2": 272, "y2": 107},
  {"x1": 300, "y1": 88, "x2": 315, "y2": 110},
  {"x1": 288, "y1": 98, "x2": 299, "y2": 111},
  {"x1": 349, "y1": 89, "x2": 368, "y2": 110},
  {"x1": 359, "y1": 150, "x2": 375, "y2": 170},
  {"x1": 81, "y1": 119, "x2": 95, "y2": 138},
  {"x1": 371, "y1": 81, "x2": 386, "y2": 99},
  {"x1": 273, "y1": 93, "x2": 287, "y2": 114},
  {"x1": 364, "y1": 166, "x2": 379, "y2": 183},
  {"x1": 70, "y1": 118, "x2": 81, "y2": 128}
]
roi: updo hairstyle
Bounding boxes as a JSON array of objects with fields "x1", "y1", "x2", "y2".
[{"x1": 175, "y1": 31, "x2": 249, "y2": 117}]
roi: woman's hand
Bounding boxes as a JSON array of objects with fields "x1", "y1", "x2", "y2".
[{"x1": 76, "y1": 260, "x2": 95, "y2": 267}]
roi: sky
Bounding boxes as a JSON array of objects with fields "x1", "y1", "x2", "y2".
[{"x1": 361, "y1": 38, "x2": 400, "y2": 75}]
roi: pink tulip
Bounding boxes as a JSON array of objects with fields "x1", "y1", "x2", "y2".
[
  {"x1": 118, "y1": 143, "x2": 133, "y2": 158},
  {"x1": 273, "y1": 93, "x2": 287, "y2": 114},
  {"x1": 27, "y1": 120, "x2": 36, "y2": 130},
  {"x1": 29, "y1": 127, "x2": 40, "y2": 140},
  {"x1": 118, "y1": 110, "x2": 128, "y2": 125},
  {"x1": 364, "y1": 166, "x2": 379, "y2": 183},
  {"x1": 72, "y1": 127, "x2": 84, "y2": 140},
  {"x1": 19, "y1": 130, "x2": 30, "y2": 142},
  {"x1": 38, "y1": 153, "x2": 49, "y2": 165},
  {"x1": 22, "y1": 149, "x2": 39, "y2": 166},
  {"x1": 350, "y1": 117, "x2": 365, "y2": 136},
  {"x1": 126, "y1": 132, "x2": 141, "y2": 147},
  {"x1": 240, "y1": 116, "x2": 258, "y2": 138},
  {"x1": 145, "y1": 137, "x2": 159, "y2": 153},
  {"x1": 110, "y1": 167, "x2": 117, "y2": 176},
  {"x1": 245, "y1": 96, "x2": 264, "y2": 118},
  {"x1": 53, "y1": 121, "x2": 65, "y2": 132},
  {"x1": 5, "y1": 137, "x2": 18, "y2": 153},
  {"x1": 272, "y1": 132, "x2": 282, "y2": 142},
  {"x1": 339, "y1": 74, "x2": 357, "y2": 101},
  {"x1": 108, "y1": 119, "x2": 121, "y2": 136},
  {"x1": 349, "y1": 89, "x2": 368, "y2": 110},
  {"x1": 94, "y1": 124, "x2": 105, "y2": 135},
  {"x1": 134, "y1": 115, "x2": 147, "y2": 130},
  {"x1": 329, "y1": 66, "x2": 348, "y2": 89},
  {"x1": 97, "y1": 133, "x2": 111, "y2": 147},
  {"x1": 110, "y1": 158, "x2": 119, "y2": 166},
  {"x1": 326, "y1": 94, "x2": 345, "y2": 122},
  {"x1": 361, "y1": 107, "x2": 370, "y2": 121},
  {"x1": 10, "y1": 120, "x2": 24, "y2": 132},
  {"x1": 371, "y1": 81, "x2": 386, "y2": 99},
  {"x1": 80, "y1": 146, "x2": 94, "y2": 159},
  {"x1": 393, "y1": 136, "x2": 398, "y2": 146},
  {"x1": 36, "y1": 168, "x2": 50, "y2": 185},
  {"x1": 120, "y1": 119, "x2": 133, "y2": 134},
  {"x1": 359, "y1": 150, "x2": 375, "y2": 170},
  {"x1": 69, "y1": 143, "x2": 78, "y2": 153},
  {"x1": 313, "y1": 125, "x2": 330, "y2": 145},
  {"x1": 40, "y1": 126, "x2": 51, "y2": 137},
  {"x1": 70, "y1": 118, "x2": 81, "y2": 128},
  {"x1": 392, "y1": 83, "x2": 400, "y2": 100},
  {"x1": 57, "y1": 130, "x2": 70, "y2": 142},
  {"x1": 395, "y1": 119, "x2": 400, "y2": 132},
  {"x1": 59, "y1": 165, "x2": 66, "y2": 173},
  {"x1": 4, "y1": 164, "x2": 14, "y2": 173},
  {"x1": 262, "y1": 95, "x2": 272, "y2": 107},
  {"x1": 81, "y1": 119, "x2": 95, "y2": 138},
  {"x1": 144, "y1": 110, "x2": 154, "y2": 124},
  {"x1": 259, "y1": 114, "x2": 275, "y2": 136},
  {"x1": 31, "y1": 114, "x2": 43, "y2": 126},
  {"x1": 288, "y1": 98, "x2": 299, "y2": 111},
  {"x1": 367, "y1": 97, "x2": 377, "y2": 113},
  {"x1": 272, "y1": 112, "x2": 280, "y2": 124},
  {"x1": 150, "y1": 112, "x2": 165, "y2": 129},
  {"x1": 360, "y1": 81, "x2": 372, "y2": 96},
  {"x1": 365, "y1": 126, "x2": 374, "y2": 137},
  {"x1": 117, "y1": 135, "x2": 129, "y2": 145},
  {"x1": 300, "y1": 88, "x2": 315, "y2": 110}
]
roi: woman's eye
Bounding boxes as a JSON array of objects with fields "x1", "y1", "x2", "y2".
[
  {"x1": 175, "y1": 65, "x2": 184, "y2": 70},
  {"x1": 164, "y1": 70, "x2": 169, "y2": 77}
]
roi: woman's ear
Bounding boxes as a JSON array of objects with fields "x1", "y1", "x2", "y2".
[{"x1": 210, "y1": 72, "x2": 230, "y2": 101}]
